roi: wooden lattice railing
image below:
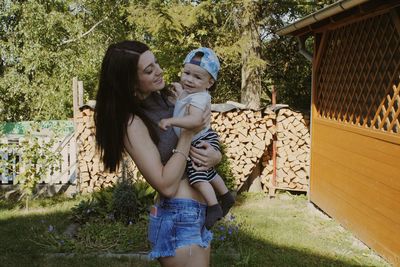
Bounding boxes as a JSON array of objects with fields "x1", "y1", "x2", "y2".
[{"x1": 316, "y1": 12, "x2": 400, "y2": 134}]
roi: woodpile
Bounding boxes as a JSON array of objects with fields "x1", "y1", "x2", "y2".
[
  {"x1": 211, "y1": 109, "x2": 275, "y2": 189},
  {"x1": 260, "y1": 108, "x2": 310, "y2": 192},
  {"x1": 75, "y1": 107, "x2": 114, "y2": 193},
  {"x1": 75, "y1": 104, "x2": 310, "y2": 194},
  {"x1": 75, "y1": 106, "x2": 141, "y2": 194}
]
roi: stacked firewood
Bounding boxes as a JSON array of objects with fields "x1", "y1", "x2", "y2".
[
  {"x1": 76, "y1": 107, "x2": 143, "y2": 193},
  {"x1": 75, "y1": 105, "x2": 310, "y2": 194},
  {"x1": 75, "y1": 107, "x2": 124, "y2": 193},
  {"x1": 260, "y1": 108, "x2": 310, "y2": 191},
  {"x1": 211, "y1": 109, "x2": 276, "y2": 188}
]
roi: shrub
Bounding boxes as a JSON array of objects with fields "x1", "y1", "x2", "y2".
[
  {"x1": 216, "y1": 144, "x2": 236, "y2": 191},
  {"x1": 70, "y1": 198, "x2": 105, "y2": 224},
  {"x1": 112, "y1": 179, "x2": 156, "y2": 224},
  {"x1": 132, "y1": 181, "x2": 156, "y2": 216},
  {"x1": 71, "y1": 179, "x2": 155, "y2": 226},
  {"x1": 111, "y1": 180, "x2": 137, "y2": 224}
]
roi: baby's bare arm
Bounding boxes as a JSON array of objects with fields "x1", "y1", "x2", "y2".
[{"x1": 168, "y1": 105, "x2": 203, "y2": 130}]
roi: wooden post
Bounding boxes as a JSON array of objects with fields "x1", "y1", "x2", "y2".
[
  {"x1": 269, "y1": 85, "x2": 277, "y2": 197},
  {"x1": 72, "y1": 77, "x2": 78, "y2": 124},
  {"x1": 270, "y1": 140, "x2": 277, "y2": 197},
  {"x1": 71, "y1": 77, "x2": 81, "y2": 193},
  {"x1": 78, "y1": 80, "x2": 84, "y2": 107},
  {"x1": 271, "y1": 85, "x2": 277, "y2": 107}
]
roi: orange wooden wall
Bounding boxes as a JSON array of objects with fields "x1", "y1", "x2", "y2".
[
  {"x1": 310, "y1": 8, "x2": 400, "y2": 266},
  {"x1": 310, "y1": 119, "x2": 400, "y2": 265}
]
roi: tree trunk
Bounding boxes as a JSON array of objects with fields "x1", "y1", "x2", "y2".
[{"x1": 241, "y1": 0, "x2": 263, "y2": 109}]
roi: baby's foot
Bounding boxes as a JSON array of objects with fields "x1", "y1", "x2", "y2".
[
  {"x1": 205, "y1": 204, "x2": 223, "y2": 230},
  {"x1": 219, "y1": 192, "x2": 235, "y2": 217}
]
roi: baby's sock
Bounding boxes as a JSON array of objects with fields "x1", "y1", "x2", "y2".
[
  {"x1": 205, "y1": 204, "x2": 223, "y2": 230},
  {"x1": 219, "y1": 191, "x2": 235, "y2": 217}
]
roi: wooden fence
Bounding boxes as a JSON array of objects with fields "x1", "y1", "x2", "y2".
[{"x1": 0, "y1": 132, "x2": 77, "y2": 185}]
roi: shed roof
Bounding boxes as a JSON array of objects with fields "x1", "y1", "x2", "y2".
[
  {"x1": 0, "y1": 121, "x2": 74, "y2": 136},
  {"x1": 277, "y1": 0, "x2": 400, "y2": 36}
]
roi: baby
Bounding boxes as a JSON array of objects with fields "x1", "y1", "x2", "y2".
[{"x1": 159, "y1": 47, "x2": 235, "y2": 229}]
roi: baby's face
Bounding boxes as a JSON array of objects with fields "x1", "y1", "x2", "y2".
[{"x1": 180, "y1": 63, "x2": 215, "y2": 94}]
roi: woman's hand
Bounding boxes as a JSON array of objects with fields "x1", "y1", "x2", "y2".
[{"x1": 189, "y1": 141, "x2": 222, "y2": 171}]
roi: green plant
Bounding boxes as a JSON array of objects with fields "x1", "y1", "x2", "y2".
[
  {"x1": 111, "y1": 180, "x2": 137, "y2": 224},
  {"x1": 212, "y1": 213, "x2": 242, "y2": 251},
  {"x1": 92, "y1": 186, "x2": 114, "y2": 212},
  {"x1": 111, "y1": 180, "x2": 155, "y2": 224},
  {"x1": 216, "y1": 143, "x2": 236, "y2": 191},
  {"x1": 0, "y1": 122, "x2": 62, "y2": 210},
  {"x1": 72, "y1": 221, "x2": 149, "y2": 253},
  {"x1": 71, "y1": 181, "x2": 155, "y2": 225},
  {"x1": 70, "y1": 198, "x2": 105, "y2": 225},
  {"x1": 132, "y1": 181, "x2": 156, "y2": 216}
]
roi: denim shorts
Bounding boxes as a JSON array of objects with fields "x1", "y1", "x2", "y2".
[{"x1": 147, "y1": 198, "x2": 213, "y2": 260}]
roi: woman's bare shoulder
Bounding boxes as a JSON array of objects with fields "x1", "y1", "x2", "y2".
[
  {"x1": 125, "y1": 115, "x2": 149, "y2": 145},
  {"x1": 127, "y1": 115, "x2": 145, "y2": 129}
]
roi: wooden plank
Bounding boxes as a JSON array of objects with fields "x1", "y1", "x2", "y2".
[
  {"x1": 311, "y1": 160, "x2": 400, "y2": 264},
  {"x1": 313, "y1": 121, "x2": 400, "y2": 189},
  {"x1": 312, "y1": 149, "x2": 400, "y2": 222},
  {"x1": 310, "y1": 121, "x2": 400, "y2": 265},
  {"x1": 69, "y1": 137, "x2": 77, "y2": 184},
  {"x1": 315, "y1": 117, "x2": 400, "y2": 145}
]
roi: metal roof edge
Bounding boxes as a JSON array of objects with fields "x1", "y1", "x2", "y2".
[{"x1": 276, "y1": 0, "x2": 370, "y2": 36}]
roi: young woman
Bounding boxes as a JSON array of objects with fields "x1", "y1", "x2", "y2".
[{"x1": 95, "y1": 40, "x2": 221, "y2": 267}]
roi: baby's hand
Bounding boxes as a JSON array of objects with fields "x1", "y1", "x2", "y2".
[
  {"x1": 171, "y1": 82, "x2": 184, "y2": 97},
  {"x1": 158, "y1": 119, "x2": 171, "y2": 131}
]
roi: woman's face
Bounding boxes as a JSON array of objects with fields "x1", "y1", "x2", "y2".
[{"x1": 137, "y1": 50, "x2": 165, "y2": 98}]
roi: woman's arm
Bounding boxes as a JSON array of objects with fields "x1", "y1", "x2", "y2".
[{"x1": 124, "y1": 116, "x2": 193, "y2": 198}]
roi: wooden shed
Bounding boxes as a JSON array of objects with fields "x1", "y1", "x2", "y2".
[{"x1": 277, "y1": 0, "x2": 400, "y2": 265}]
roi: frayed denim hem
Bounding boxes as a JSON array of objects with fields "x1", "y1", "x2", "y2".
[
  {"x1": 175, "y1": 230, "x2": 213, "y2": 250},
  {"x1": 149, "y1": 250, "x2": 176, "y2": 260},
  {"x1": 175, "y1": 240, "x2": 211, "y2": 251}
]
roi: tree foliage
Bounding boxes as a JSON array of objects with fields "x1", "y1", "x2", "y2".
[
  {"x1": 0, "y1": 0, "x2": 130, "y2": 121},
  {"x1": 1, "y1": 0, "x2": 334, "y2": 121}
]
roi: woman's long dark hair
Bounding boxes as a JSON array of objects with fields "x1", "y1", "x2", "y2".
[{"x1": 94, "y1": 40, "x2": 155, "y2": 172}]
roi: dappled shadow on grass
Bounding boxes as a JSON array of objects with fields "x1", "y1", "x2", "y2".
[
  {"x1": 211, "y1": 230, "x2": 372, "y2": 267},
  {"x1": 0, "y1": 209, "x2": 157, "y2": 267},
  {"x1": 0, "y1": 207, "x2": 382, "y2": 267},
  {"x1": 0, "y1": 210, "x2": 73, "y2": 267}
]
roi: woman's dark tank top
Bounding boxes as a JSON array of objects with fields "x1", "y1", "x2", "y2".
[{"x1": 140, "y1": 92, "x2": 178, "y2": 165}]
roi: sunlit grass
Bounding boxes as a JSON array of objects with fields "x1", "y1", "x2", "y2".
[
  {"x1": 0, "y1": 192, "x2": 390, "y2": 267},
  {"x1": 221, "y1": 192, "x2": 389, "y2": 266},
  {"x1": 0, "y1": 195, "x2": 85, "y2": 221}
]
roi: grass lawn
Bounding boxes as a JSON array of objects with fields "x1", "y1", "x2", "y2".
[{"x1": 0, "y1": 192, "x2": 390, "y2": 267}]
